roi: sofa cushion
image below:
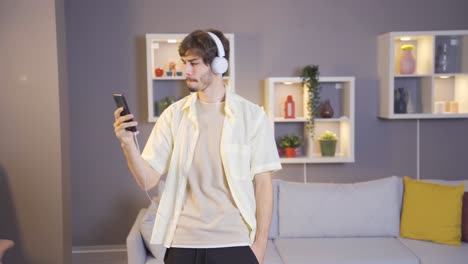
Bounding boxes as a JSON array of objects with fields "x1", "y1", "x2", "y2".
[
  {"x1": 264, "y1": 240, "x2": 284, "y2": 264},
  {"x1": 420, "y1": 179, "x2": 468, "y2": 242},
  {"x1": 420, "y1": 179, "x2": 468, "y2": 192},
  {"x1": 273, "y1": 237, "x2": 418, "y2": 264},
  {"x1": 400, "y1": 177, "x2": 464, "y2": 246},
  {"x1": 398, "y1": 238, "x2": 468, "y2": 264},
  {"x1": 278, "y1": 176, "x2": 402, "y2": 237}
]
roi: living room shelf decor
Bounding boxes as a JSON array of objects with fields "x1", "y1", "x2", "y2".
[
  {"x1": 264, "y1": 77, "x2": 355, "y2": 163},
  {"x1": 145, "y1": 33, "x2": 235, "y2": 122},
  {"x1": 378, "y1": 30, "x2": 468, "y2": 119}
]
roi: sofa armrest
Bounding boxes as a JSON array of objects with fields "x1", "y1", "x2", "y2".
[{"x1": 127, "y1": 209, "x2": 148, "y2": 264}]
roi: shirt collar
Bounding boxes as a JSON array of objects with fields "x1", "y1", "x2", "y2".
[{"x1": 182, "y1": 88, "x2": 237, "y2": 120}]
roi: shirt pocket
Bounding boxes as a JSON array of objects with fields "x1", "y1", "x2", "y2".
[{"x1": 225, "y1": 143, "x2": 251, "y2": 180}]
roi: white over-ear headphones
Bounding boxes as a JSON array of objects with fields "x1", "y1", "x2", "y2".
[{"x1": 206, "y1": 32, "x2": 228, "y2": 75}]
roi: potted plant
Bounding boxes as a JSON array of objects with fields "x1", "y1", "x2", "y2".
[
  {"x1": 318, "y1": 130, "x2": 338, "y2": 157},
  {"x1": 158, "y1": 96, "x2": 177, "y2": 114},
  {"x1": 300, "y1": 65, "x2": 321, "y2": 139},
  {"x1": 279, "y1": 135, "x2": 302, "y2": 158}
]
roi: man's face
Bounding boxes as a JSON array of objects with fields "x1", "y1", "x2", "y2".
[{"x1": 181, "y1": 51, "x2": 213, "y2": 93}]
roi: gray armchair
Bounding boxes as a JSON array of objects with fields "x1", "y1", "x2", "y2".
[{"x1": 126, "y1": 209, "x2": 163, "y2": 264}]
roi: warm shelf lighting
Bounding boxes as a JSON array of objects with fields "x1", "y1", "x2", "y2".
[
  {"x1": 167, "y1": 39, "x2": 177, "y2": 43},
  {"x1": 439, "y1": 76, "x2": 451, "y2": 79},
  {"x1": 283, "y1": 82, "x2": 293, "y2": 85},
  {"x1": 400, "y1": 37, "x2": 411, "y2": 41}
]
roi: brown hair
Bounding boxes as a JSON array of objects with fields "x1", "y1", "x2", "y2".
[{"x1": 178, "y1": 29, "x2": 230, "y2": 67}]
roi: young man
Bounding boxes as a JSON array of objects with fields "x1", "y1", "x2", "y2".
[{"x1": 113, "y1": 29, "x2": 281, "y2": 264}]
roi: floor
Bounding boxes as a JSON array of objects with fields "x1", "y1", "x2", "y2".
[{"x1": 72, "y1": 252, "x2": 127, "y2": 264}]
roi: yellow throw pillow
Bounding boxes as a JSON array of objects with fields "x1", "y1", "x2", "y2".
[{"x1": 400, "y1": 176, "x2": 464, "y2": 246}]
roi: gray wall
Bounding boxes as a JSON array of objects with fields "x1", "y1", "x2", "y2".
[
  {"x1": 65, "y1": 0, "x2": 468, "y2": 246},
  {"x1": 0, "y1": 0, "x2": 71, "y2": 263}
]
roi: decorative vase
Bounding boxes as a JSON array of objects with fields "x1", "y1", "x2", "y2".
[
  {"x1": 319, "y1": 140, "x2": 337, "y2": 157},
  {"x1": 284, "y1": 95, "x2": 296, "y2": 119},
  {"x1": 406, "y1": 90, "x2": 414, "y2": 113},
  {"x1": 284, "y1": 147, "x2": 296, "y2": 158},
  {"x1": 394, "y1": 87, "x2": 408, "y2": 114},
  {"x1": 400, "y1": 45, "x2": 416, "y2": 74},
  {"x1": 320, "y1": 99, "x2": 334, "y2": 118},
  {"x1": 435, "y1": 43, "x2": 449, "y2": 73}
]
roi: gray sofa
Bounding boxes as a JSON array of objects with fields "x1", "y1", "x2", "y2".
[{"x1": 127, "y1": 177, "x2": 468, "y2": 264}]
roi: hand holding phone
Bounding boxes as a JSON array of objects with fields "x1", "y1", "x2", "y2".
[{"x1": 113, "y1": 94, "x2": 138, "y2": 133}]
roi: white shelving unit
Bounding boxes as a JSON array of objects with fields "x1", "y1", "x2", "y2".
[
  {"x1": 264, "y1": 77, "x2": 355, "y2": 163},
  {"x1": 145, "y1": 33, "x2": 235, "y2": 122},
  {"x1": 378, "y1": 30, "x2": 468, "y2": 119}
]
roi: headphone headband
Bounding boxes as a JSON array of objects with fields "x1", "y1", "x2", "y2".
[{"x1": 207, "y1": 32, "x2": 225, "y2": 58}]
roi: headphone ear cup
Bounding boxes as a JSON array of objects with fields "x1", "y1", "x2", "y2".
[{"x1": 211, "y1": 56, "x2": 228, "y2": 74}]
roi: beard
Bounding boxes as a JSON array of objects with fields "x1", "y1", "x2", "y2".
[{"x1": 186, "y1": 70, "x2": 212, "y2": 92}]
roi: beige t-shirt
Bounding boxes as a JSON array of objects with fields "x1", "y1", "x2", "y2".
[{"x1": 171, "y1": 99, "x2": 251, "y2": 248}]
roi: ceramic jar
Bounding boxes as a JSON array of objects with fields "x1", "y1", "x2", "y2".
[{"x1": 320, "y1": 99, "x2": 334, "y2": 118}]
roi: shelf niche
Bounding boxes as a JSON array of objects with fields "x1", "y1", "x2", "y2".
[
  {"x1": 378, "y1": 30, "x2": 468, "y2": 119},
  {"x1": 264, "y1": 77, "x2": 355, "y2": 164}
]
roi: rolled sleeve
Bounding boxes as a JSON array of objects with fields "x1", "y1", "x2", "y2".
[
  {"x1": 250, "y1": 111, "x2": 282, "y2": 175},
  {"x1": 141, "y1": 109, "x2": 173, "y2": 175}
]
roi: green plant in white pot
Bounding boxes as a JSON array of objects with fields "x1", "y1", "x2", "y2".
[{"x1": 318, "y1": 130, "x2": 338, "y2": 157}]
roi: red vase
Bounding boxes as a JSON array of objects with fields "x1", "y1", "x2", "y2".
[
  {"x1": 285, "y1": 147, "x2": 296, "y2": 158},
  {"x1": 284, "y1": 95, "x2": 296, "y2": 119}
]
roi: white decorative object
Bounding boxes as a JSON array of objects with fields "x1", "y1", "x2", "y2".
[
  {"x1": 407, "y1": 89, "x2": 414, "y2": 113},
  {"x1": 434, "y1": 101, "x2": 445, "y2": 113}
]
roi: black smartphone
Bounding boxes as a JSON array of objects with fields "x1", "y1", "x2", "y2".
[{"x1": 113, "y1": 94, "x2": 137, "y2": 133}]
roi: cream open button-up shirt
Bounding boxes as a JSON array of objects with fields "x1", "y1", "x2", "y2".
[{"x1": 142, "y1": 90, "x2": 282, "y2": 247}]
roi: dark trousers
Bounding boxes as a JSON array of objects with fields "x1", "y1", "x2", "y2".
[{"x1": 164, "y1": 246, "x2": 259, "y2": 264}]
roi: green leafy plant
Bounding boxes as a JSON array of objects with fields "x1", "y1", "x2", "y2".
[
  {"x1": 279, "y1": 135, "x2": 302, "y2": 148},
  {"x1": 300, "y1": 65, "x2": 321, "y2": 138},
  {"x1": 318, "y1": 130, "x2": 338, "y2": 141},
  {"x1": 159, "y1": 96, "x2": 177, "y2": 114}
]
